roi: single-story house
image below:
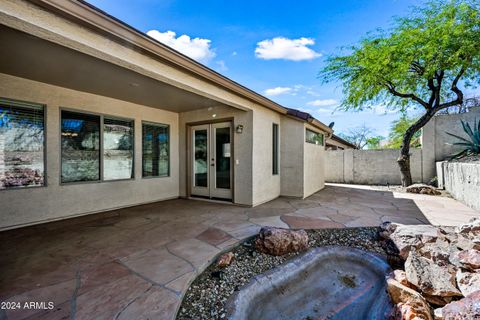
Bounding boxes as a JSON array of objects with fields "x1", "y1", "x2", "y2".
[
  {"x1": 326, "y1": 134, "x2": 357, "y2": 150},
  {"x1": 0, "y1": 0, "x2": 332, "y2": 231}
]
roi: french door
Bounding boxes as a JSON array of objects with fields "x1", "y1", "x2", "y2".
[{"x1": 190, "y1": 122, "x2": 232, "y2": 200}]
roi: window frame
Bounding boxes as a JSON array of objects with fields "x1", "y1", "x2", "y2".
[
  {"x1": 0, "y1": 97, "x2": 47, "y2": 191},
  {"x1": 272, "y1": 123, "x2": 279, "y2": 175},
  {"x1": 59, "y1": 107, "x2": 135, "y2": 185},
  {"x1": 305, "y1": 128, "x2": 324, "y2": 146},
  {"x1": 141, "y1": 120, "x2": 170, "y2": 179}
]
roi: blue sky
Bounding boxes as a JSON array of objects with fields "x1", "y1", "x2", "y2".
[{"x1": 86, "y1": 0, "x2": 432, "y2": 136}]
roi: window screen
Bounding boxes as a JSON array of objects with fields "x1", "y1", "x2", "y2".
[
  {"x1": 306, "y1": 129, "x2": 324, "y2": 146},
  {"x1": 103, "y1": 117, "x2": 134, "y2": 180},
  {"x1": 142, "y1": 122, "x2": 169, "y2": 177},
  {"x1": 0, "y1": 99, "x2": 45, "y2": 190},
  {"x1": 61, "y1": 111, "x2": 100, "y2": 183},
  {"x1": 272, "y1": 123, "x2": 279, "y2": 175}
]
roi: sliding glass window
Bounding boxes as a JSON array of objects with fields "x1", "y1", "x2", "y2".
[
  {"x1": 305, "y1": 129, "x2": 324, "y2": 146},
  {"x1": 0, "y1": 98, "x2": 45, "y2": 190},
  {"x1": 103, "y1": 117, "x2": 134, "y2": 180},
  {"x1": 61, "y1": 111, "x2": 100, "y2": 183},
  {"x1": 142, "y1": 122, "x2": 169, "y2": 178}
]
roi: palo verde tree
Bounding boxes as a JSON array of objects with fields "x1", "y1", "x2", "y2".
[{"x1": 319, "y1": 0, "x2": 480, "y2": 186}]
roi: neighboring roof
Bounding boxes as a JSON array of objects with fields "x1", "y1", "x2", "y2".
[
  {"x1": 328, "y1": 134, "x2": 358, "y2": 149},
  {"x1": 28, "y1": 0, "x2": 333, "y2": 134},
  {"x1": 286, "y1": 108, "x2": 333, "y2": 134}
]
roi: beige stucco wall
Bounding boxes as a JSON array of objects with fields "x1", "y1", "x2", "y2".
[
  {"x1": 178, "y1": 106, "x2": 253, "y2": 205},
  {"x1": 0, "y1": 73, "x2": 180, "y2": 230},
  {"x1": 251, "y1": 107, "x2": 282, "y2": 205},
  {"x1": 303, "y1": 124, "x2": 326, "y2": 197},
  {"x1": 280, "y1": 117, "x2": 304, "y2": 197},
  {"x1": 325, "y1": 149, "x2": 423, "y2": 185}
]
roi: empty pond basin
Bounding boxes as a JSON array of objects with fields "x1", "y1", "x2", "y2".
[{"x1": 225, "y1": 246, "x2": 393, "y2": 320}]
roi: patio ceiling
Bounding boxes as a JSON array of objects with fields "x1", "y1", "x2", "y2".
[{"x1": 0, "y1": 25, "x2": 230, "y2": 112}]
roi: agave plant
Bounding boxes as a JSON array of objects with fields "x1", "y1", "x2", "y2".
[{"x1": 445, "y1": 118, "x2": 480, "y2": 159}]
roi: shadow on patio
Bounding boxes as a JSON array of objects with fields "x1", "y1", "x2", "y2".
[{"x1": 0, "y1": 184, "x2": 477, "y2": 319}]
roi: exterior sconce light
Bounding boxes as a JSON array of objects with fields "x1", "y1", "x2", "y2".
[{"x1": 236, "y1": 125, "x2": 244, "y2": 134}]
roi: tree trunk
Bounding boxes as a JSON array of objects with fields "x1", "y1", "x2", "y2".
[{"x1": 397, "y1": 109, "x2": 439, "y2": 187}]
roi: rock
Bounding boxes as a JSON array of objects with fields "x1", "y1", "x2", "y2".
[
  {"x1": 389, "y1": 224, "x2": 439, "y2": 259},
  {"x1": 456, "y1": 218, "x2": 480, "y2": 235},
  {"x1": 390, "y1": 269, "x2": 417, "y2": 290},
  {"x1": 456, "y1": 269, "x2": 480, "y2": 297},
  {"x1": 380, "y1": 221, "x2": 398, "y2": 239},
  {"x1": 423, "y1": 294, "x2": 453, "y2": 307},
  {"x1": 255, "y1": 227, "x2": 308, "y2": 256},
  {"x1": 386, "y1": 278, "x2": 433, "y2": 320},
  {"x1": 434, "y1": 308, "x2": 443, "y2": 320},
  {"x1": 217, "y1": 252, "x2": 235, "y2": 268},
  {"x1": 442, "y1": 290, "x2": 480, "y2": 320},
  {"x1": 457, "y1": 249, "x2": 480, "y2": 270},
  {"x1": 406, "y1": 184, "x2": 441, "y2": 196},
  {"x1": 405, "y1": 249, "x2": 462, "y2": 298}
]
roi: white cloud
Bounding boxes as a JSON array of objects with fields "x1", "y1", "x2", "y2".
[
  {"x1": 147, "y1": 30, "x2": 216, "y2": 63},
  {"x1": 255, "y1": 37, "x2": 321, "y2": 61},
  {"x1": 306, "y1": 99, "x2": 338, "y2": 107},
  {"x1": 264, "y1": 87, "x2": 293, "y2": 96}
]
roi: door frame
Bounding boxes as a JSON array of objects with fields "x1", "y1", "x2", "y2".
[{"x1": 186, "y1": 117, "x2": 235, "y2": 203}]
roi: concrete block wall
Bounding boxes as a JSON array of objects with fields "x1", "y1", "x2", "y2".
[
  {"x1": 325, "y1": 149, "x2": 423, "y2": 185},
  {"x1": 439, "y1": 161, "x2": 480, "y2": 211}
]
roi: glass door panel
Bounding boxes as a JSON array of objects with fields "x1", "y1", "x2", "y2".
[
  {"x1": 194, "y1": 129, "x2": 208, "y2": 187},
  {"x1": 215, "y1": 127, "x2": 231, "y2": 189}
]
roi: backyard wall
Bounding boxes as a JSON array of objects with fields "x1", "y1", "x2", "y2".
[
  {"x1": 325, "y1": 149, "x2": 423, "y2": 185},
  {"x1": 438, "y1": 161, "x2": 480, "y2": 211}
]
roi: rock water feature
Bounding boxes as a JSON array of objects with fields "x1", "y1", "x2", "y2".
[{"x1": 225, "y1": 246, "x2": 393, "y2": 320}]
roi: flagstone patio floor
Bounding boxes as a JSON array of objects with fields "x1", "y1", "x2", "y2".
[{"x1": 0, "y1": 183, "x2": 478, "y2": 320}]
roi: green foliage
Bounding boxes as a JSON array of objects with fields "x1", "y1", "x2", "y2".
[
  {"x1": 365, "y1": 136, "x2": 384, "y2": 149},
  {"x1": 384, "y1": 114, "x2": 422, "y2": 149},
  {"x1": 319, "y1": 0, "x2": 480, "y2": 112},
  {"x1": 446, "y1": 118, "x2": 480, "y2": 158}
]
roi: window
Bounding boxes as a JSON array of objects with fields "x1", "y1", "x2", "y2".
[
  {"x1": 306, "y1": 129, "x2": 324, "y2": 146},
  {"x1": 103, "y1": 117, "x2": 134, "y2": 180},
  {"x1": 0, "y1": 98, "x2": 45, "y2": 190},
  {"x1": 272, "y1": 123, "x2": 279, "y2": 175},
  {"x1": 61, "y1": 111, "x2": 100, "y2": 183},
  {"x1": 142, "y1": 122, "x2": 169, "y2": 177}
]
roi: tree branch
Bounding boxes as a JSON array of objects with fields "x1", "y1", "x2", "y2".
[
  {"x1": 437, "y1": 66, "x2": 466, "y2": 110},
  {"x1": 384, "y1": 81, "x2": 430, "y2": 109}
]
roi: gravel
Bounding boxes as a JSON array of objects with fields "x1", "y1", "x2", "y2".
[{"x1": 176, "y1": 227, "x2": 400, "y2": 320}]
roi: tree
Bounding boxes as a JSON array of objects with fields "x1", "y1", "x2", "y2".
[
  {"x1": 319, "y1": 0, "x2": 480, "y2": 186},
  {"x1": 338, "y1": 124, "x2": 383, "y2": 149},
  {"x1": 383, "y1": 114, "x2": 422, "y2": 149}
]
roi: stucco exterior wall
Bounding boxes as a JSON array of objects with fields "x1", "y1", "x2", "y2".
[
  {"x1": 280, "y1": 117, "x2": 304, "y2": 197},
  {"x1": 252, "y1": 107, "x2": 282, "y2": 205},
  {"x1": 178, "y1": 106, "x2": 253, "y2": 205},
  {"x1": 303, "y1": 124, "x2": 326, "y2": 197},
  {"x1": 439, "y1": 161, "x2": 480, "y2": 211},
  {"x1": 0, "y1": 73, "x2": 180, "y2": 230},
  {"x1": 325, "y1": 149, "x2": 423, "y2": 185}
]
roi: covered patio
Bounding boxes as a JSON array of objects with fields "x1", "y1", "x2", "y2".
[{"x1": 1, "y1": 184, "x2": 477, "y2": 320}]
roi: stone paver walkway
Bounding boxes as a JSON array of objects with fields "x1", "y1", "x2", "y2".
[{"x1": 0, "y1": 184, "x2": 477, "y2": 320}]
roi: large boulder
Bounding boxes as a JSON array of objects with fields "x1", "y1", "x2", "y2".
[
  {"x1": 442, "y1": 290, "x2": 480, "y2": 320},
  {"x1": 386, "y1": 277, "x2": 433, "y2": 320},
  {"x1": 457, "y1": 249, "x2": 480, "y2": 271},
  {"x1": 456, "y1": 269, "x2": 480, "y2": 297},
  {"x1": 255, "y1": 227, "x2": 308, "y2": 256},
  {"x1": 388, "y1": 224, "x2": 440, "y2": 259},
  {"x1": 405, "y1": 249, "x2": 462, "y2": 298},
  {"x1": 406, "y1": 184, "x2": 441, "y2": 196}
]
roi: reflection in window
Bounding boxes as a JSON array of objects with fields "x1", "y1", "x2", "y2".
[
  {"x1": 61, "y1": 111, "x2": 100, "y2": 183},
  {"x1": 103, "y1": 118, "x2": 134, "y2": 180},
  {"x1": 306, "y1": 129, "x2": 324, "y2": 146},
  {"x1": 142, "y1": 122, "x2": 169, "y2": 177},
  {"x1": 0, "y1": 99, "x2": 45, "y2": 190}
]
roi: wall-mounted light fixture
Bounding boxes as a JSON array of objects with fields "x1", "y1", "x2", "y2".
[{"x1": 236, "y1": 125, "x2": 244, "y2": 134}]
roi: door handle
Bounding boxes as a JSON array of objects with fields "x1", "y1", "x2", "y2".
[{"x1": 211, "y1": 163, "x2": 215, "y2": 166}]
